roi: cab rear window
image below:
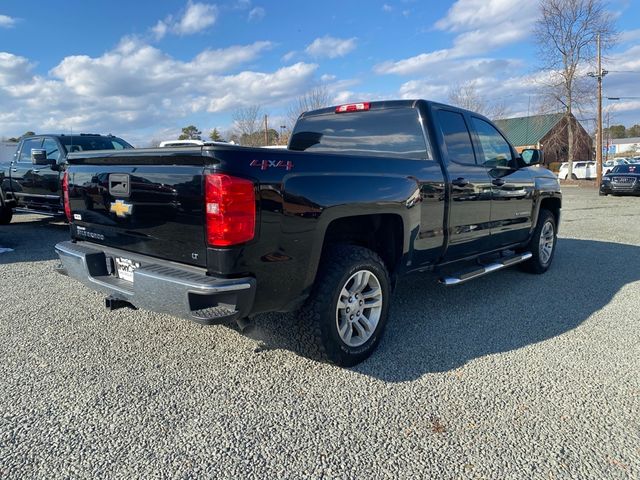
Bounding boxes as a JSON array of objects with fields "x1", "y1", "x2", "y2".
[
  {"x1": 289, "y1": 108, "x2": 431, "y2": 160},
  {"x1": 59, "y1": 136, "x2": 132, "y2": 152}
]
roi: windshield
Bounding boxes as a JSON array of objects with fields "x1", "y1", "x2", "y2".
[
  {"x1": 611, "y1": 165, "x2": 639, "y2": 174},
  {"x1": 59, "y1": 136, "x2": 133, "y2": 152}
]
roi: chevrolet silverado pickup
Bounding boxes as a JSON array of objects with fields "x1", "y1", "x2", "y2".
[
  {"x1": 0, "y1": 133, "x2": 132, "y2": 224},
  {"x1": 55, "y1": 100, "x2": 561, "y2": 366}
]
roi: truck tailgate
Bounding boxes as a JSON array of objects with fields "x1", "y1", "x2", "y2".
[{"x1": 67, "y1": 164, "x2": 206, "y2": 267}]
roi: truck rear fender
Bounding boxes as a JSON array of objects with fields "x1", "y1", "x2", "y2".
[{"x1": 281, "y1": 173, "x2": 421, "y2": 293}]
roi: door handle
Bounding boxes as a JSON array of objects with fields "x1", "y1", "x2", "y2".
[
  {"x1": 32, "y1": 169, "x2": 40, "y2": 173},
  {"x1": 11, "y1": 168, "x2": 18, "y2": 172},
  {"x1": 492, "y1": 178, "x2": 506, "y2": 186},
  {"x1": 451, "y1": 177, "x2": 469, "y2": 187}
]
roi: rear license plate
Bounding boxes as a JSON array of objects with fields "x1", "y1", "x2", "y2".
[{"x1": 115, "y1": 257, "x2": 140, "y2": 282}]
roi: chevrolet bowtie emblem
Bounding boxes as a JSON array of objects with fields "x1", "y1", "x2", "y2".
[{"x1": 110, "y1": 199, "x2": 133, "y2": 217}]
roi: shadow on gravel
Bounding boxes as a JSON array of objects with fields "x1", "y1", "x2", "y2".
[
  {"x1": 250, "y1": 238, "x2": 640, "y2": 381},
  {"x1": 0, "y1": 214, "x2": 69, "y2": 264},
  {"x1": 3, "y1": 214, "x2": 639, "y2": 382}
]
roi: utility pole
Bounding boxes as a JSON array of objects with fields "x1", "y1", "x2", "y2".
[
  {"x1": 590, "y1": 33, "x2": 608, "y2": 187},
  {"x1": 264, "y1": 114, "x2": 269, "y2": 146}
]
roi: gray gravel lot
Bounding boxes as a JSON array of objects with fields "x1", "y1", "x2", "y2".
[{"x1": 1, "y1": 187, "x2": 639, "y2": 479}]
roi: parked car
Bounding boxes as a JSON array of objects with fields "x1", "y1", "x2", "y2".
[
  {"x1": 603, "y1": 158, "x2": 630, "y2": 175},
  {"x1": 600, "y1": 164, "x2": 640, "y2": 196},
  {"x1": 557, "y1": 161, "x2": 596, "y2": 180},
  {"x1": 0, "y1": 134, "x2": 133, "y2": 224},
  {"x1": 55, "y1": 100, "x2": 561, "y2": 366}
]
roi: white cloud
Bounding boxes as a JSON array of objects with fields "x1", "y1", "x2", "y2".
[
  {"x1": 320, "y1": 73, "x2": 336, "y2": 82},
  {"x1": 382, "y1": 4, "x2": 393, "y2": 12},
  {"x1": 305, "y1": 36, "x2": 357, "y2": 59},
  {"x1": 435, "y1": 0, "x2": 537, "y2": 32},
  {"x1": 151, "y1": 20, "x2": 168, "y2": 41},
  {"x1": 375, "y1": 0, "x2": 537, "y2": 76},
  {"x1": 175, "y1": 1, "x2": 217, "y2": 35},
  {"x1": 248, "y1": 7, "x2": 265, "y2": 22},
  {"x1": 282, "y1": 50, "x2": 297, "y2": 62},
  {"x1": 0, "y1": 39, "x2": 317, "y2": 140},
  {"x1": 398, "y1": 80, "x2": 449, "y2": 100},
  {"x1": 0, "y1": 14, "x2": 17, "y2": 28},
  {"x1": 152, "y1": 2, "x2": 218, "y2": 40},
  {"x1": 0, "y1": 52, "x2": 33, "y2": 86},
  {"x1": 619, "y1": 29, "x2": 640, "y2": 45}
]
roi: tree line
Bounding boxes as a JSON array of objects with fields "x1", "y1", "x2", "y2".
[
  {"x1": 603, "y1": 124, "x2": 640, "y2": 139},
  {"x1": 160, "y1": 85, "x2": 332, "y2": 148}
]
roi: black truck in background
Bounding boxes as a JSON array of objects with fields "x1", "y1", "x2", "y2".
[
  {"x1": 0, "y1": 134, "x2": 132, "y2": 224},
  {"x1": 55, "y1": 100, "x2": 561, "y2": 366}
]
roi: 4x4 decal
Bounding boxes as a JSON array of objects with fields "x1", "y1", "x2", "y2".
[{"x1": 250, "y1": 159, "x2": 294, "y2": 171}]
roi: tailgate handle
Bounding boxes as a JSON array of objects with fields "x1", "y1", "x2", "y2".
[{"x1": 492, "y1": 178, "x2": 506, "y2": 187}]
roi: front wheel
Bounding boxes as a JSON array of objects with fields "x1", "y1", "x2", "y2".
[
  {"x1": 521, "y1": 209, "x2": 557, "y2": 274},
  {"x1": 571, "y1": 173, "x2": 578, "y2": 180},
  {"x1": 0, "y1": 205, "x2": 12, "y2": 225},
  {"x1": 300, "y1": 245, "x2": 391, "y2": 367}
]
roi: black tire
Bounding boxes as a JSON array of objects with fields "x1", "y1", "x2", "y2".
[
  {"x1": 521, "y1": 209, "x2": 557, "y2": 274},
  {"x1": 300, "y1": 245, "x2": 391, "y2": 367},
  {"x1": 571, "y1": 173, "x2": 578, "y2": 180},
  {"x1": 0, "y1": 205, "x2": 12, "y2": 225}
]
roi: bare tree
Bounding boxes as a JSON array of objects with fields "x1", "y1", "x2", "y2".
[
  {"x1": 447, "y1": 81, "x2": 510, "y2": 120},
  {"x1": 287, "y1": 85, "x2": 332, "y2": 130},
  {"x1": 232, "y1": 105, "x2": 264, "y2": 146},
  {"x1": 534, "y1": 0, "x2": 616, "y2": 177}
]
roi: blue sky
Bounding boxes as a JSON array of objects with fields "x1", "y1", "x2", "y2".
[{"x1": 1, "y1": 0, "x2": 639, "y2": 146}]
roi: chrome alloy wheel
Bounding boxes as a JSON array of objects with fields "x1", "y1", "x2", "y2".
[
  {"x1": 335, "y1": 270, "x2": 383, "y2": 347},
  {"x1": 539, "y1": 221, "x2": 555, "y2": 265}
]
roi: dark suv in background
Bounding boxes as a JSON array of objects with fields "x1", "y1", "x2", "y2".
[{"x1": 0, "y1": 134, "x2": 132, "y2": 224}]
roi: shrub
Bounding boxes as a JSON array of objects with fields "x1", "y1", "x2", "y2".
[{"x1": 548, "y1": 162, "x2": 562, "y2": 172}]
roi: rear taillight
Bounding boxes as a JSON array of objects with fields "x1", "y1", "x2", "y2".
[
  {"x1": 205, "y1": 173, "x2": 256, "y2": 247},
  {"x1": 62, "y1": 171, "x2": 72, "y2": 222},
  {"x1": 335, "y1": 102, "x2": 370, "y2": 113}
]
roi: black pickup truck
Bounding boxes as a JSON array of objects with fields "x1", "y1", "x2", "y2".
[
  {"x1": 55, "y1": 100, "x2": 561, "y2": 366},
  {"x1": 0, "y1": 133, "x2": 132, "y2": 224}
]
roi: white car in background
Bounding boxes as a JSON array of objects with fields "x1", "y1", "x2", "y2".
[
  {"x1": 159, "y1": 140, "x2": 205, "y2": 147},
  {"x1": 557, "y1": 161, "x2": 596, "y2": 180}
]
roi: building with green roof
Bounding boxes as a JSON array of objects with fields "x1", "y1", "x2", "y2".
[{"x1": 494, "y1": 112, "x2": 593, "y2": 166}]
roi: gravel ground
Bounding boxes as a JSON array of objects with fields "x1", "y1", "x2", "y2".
[{"x1": 0, "y1": 187, "x2": 639, "y2": 479}]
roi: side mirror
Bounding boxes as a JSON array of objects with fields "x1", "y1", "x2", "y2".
[
  {"x1": 31, "y1": 149, "x2": 50, "y2": 166},
  {"x1": 31, "y1": 148, "x2": 58, "y2": 168},
  {"x1": 521, "y1": 148, "x2": 543, "y2": 166}
]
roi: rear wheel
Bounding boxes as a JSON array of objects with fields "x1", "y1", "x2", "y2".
[
  {"x1": 521, "y1": 209, "x2": 557, "y2": 274},
  {"x1": 300, "y1": 245, "x2": 391, "y2": 367},
  {"x1": 0, "y1": 205, "x2": 12, "y2": 225}
]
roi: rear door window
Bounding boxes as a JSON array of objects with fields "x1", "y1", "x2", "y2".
[
  {"x1": 289, "y1": 108, "x2": 431, "y2": 160},
  {"x1": 436, "y1": 110, "x2": 476, "y2": 165},
  {"x1": 42, "y1": 138, "x2": 62, "y2": 162}
]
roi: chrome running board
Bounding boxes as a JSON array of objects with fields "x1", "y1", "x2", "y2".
[{"x1": 439, "y1": 252, "x2": 532, "y2": 286}]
